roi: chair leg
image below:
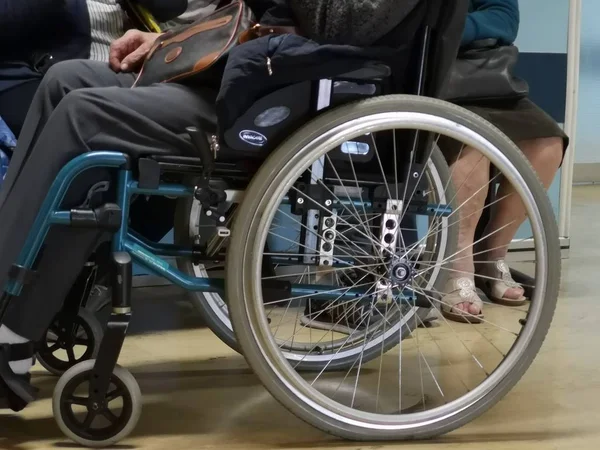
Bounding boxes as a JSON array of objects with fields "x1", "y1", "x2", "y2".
[{"x1": 87, "y1": 252, "x2": 132, "y2": 406}]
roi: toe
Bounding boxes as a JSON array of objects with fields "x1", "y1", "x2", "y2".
[
  {"x1": 453, "y1": 302, "x2": 468, "y2": 313},
  {"x1": 504, "y1": 286, "x2": 525, "y2": 300},
  {"x1": 468, "y1": 303, "x2": 482, "y2": 315}
]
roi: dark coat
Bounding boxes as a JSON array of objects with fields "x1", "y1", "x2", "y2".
[
  {"x1": 0, "y1": 0, "x2": 187, "y2": 94},
  {"x1": 289, "y1": 0, "x2": 422, "y2": 46},
  {"x1": 218, "y1": 0, "x2": 469, "y2": 131}
]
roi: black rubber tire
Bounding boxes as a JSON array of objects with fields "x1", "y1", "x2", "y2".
[
  {"x1": 226, "y1": 95, "x2": 560, "y2": 440},
  {"x1": 53, "y1": 360, "x2": 142, "y2": 448},
  {"x1": 37, "y1": 308, "x2": 104, "y2": 377},
  {"x1": 174, "y1": 147, "x2": 456, "y2": 369}
]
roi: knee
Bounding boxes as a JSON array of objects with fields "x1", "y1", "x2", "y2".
[
  {"x1": 451, "y1": 146, "x2": 491, "y2": 184},
  {"x1": 521, "y1": 137, "x2": 564, "y2": 166},
  {"x1": 47, "y1": 88, "x2": 105, "y2": 139},
  {"x1": 40, "y1": 60, "x2": 93, "y2": 103},
  {"x1": 55, "y1": 88, "x2": 100, "y2": 117}
]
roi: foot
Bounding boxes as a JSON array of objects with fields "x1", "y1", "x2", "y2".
[
  {"x1": 0, "y1": 343, "x2": 37, "y2": 411},
  {"x1": 477, "y1": 259, "x2": 526, "y2": 306},
  {"x1": 440, "y1": 278, "x2": 484, "y2": 324}
]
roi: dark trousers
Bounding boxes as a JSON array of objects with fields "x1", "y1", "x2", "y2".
[
  {"x1": 0, "y1": 60, "x2": 217, "y2": 341},
  {"x1": 0, "y1": 79, "x2": 41, "y2": 138}
]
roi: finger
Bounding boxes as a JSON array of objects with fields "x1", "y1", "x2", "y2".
[
  {"x1": 110, "y1": 30, "x2": 141, "y2": 72},
  {"x1": 120, "y1": 46, "x2": 149, "y2": 72},
  {"x1": 109, "y1": 39, "x2": 127, "y2": 72}
]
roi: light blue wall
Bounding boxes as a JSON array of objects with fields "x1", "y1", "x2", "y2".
[
  {"x1": 575, "y1": 0, "x2": 600, "y2": 163},
  {"x1": 514, "y1": 0, "x2": 569, "y2": 238},
  {"x1": 516, "y1": 0, "x2": 569, "y2": 54}
]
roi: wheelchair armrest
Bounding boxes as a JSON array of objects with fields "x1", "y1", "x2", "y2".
[{"x1": 336, "y1": 63, "x2": 392, "y2": 81}]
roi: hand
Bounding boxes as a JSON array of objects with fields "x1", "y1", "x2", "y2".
[{"x1": 109, "y1": 30, "x2": 161, "y2": 73}]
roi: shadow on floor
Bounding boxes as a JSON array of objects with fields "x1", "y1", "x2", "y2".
[
  {"x1": 29, "y1": 356, "x2": 259, "y2": 401},
  {"x1": 94, "y1": 285, "x2": 209, "y2": 336}
]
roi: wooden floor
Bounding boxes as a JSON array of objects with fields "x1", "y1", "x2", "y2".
[{"x1": 3, "y1": 185, "x2": 600, "y2": 449}]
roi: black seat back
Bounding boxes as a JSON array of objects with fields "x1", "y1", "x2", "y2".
[
  {"x1": 217, "y1": 0, "x2": 468, "y2": 158},
  {"x1": 423, "y1": 0, "x2": 470, "y2": 98}
]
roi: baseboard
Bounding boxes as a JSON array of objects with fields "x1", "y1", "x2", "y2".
[
  {"x1": 573, "y1": 163, "x2": 600, "y2": 184},
  {"x1": 507, "y1": 237, "x2": 570, "y2": 262}
]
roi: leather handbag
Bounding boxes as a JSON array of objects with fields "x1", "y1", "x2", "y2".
[
  {"x1": 133, "y1": 0, "x2": 255, "y2": 87},
  {"x1": 443, "y1": 38, "x2": 529, "y2": 103}
]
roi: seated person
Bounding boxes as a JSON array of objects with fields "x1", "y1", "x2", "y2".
[
  {"x1": 0, "y1": 0, "x2": 188, "y2": 138},
  {"x1": 297, "y1": 0, "x2": 567, "y2": 331},
  {"x1": 440, "y1": 0, "x2": 567, "y2": 323},
  {"x1": 0, "y1": 0, "x2": 297, "y2": 410},
  {"x1": 0, "y1": 1, "x2": 220, "y2": 308},
  {"x1": 0, "y1": 0, "x2": 450, "y2": 409}
]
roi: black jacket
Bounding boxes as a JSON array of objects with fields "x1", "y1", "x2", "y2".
[
  {"x1": 218, "y1": 0, "x2": 469, "y2": 134},
  {"x1": 0, "y1": 0, "x2": 187, "y2": 93}
]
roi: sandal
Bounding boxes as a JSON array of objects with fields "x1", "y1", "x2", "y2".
[
  {"x1": 440, "y1": 278, "x2": 484, "y2": 324},
  {"x1": 477, "y1": 259, "x2": 527, "y2": 306}
]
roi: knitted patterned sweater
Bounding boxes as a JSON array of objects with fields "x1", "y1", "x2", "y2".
[{"x1": 289, "y1": 0, "x2": 423, "y2": 46}]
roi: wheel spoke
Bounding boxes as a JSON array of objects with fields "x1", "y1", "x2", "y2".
[
  {"x1": 82, "y1": 410, "x2": 98, "y2": 429},
  {"x1": 276, "y1": 273, "x2": 373, "y2": 350},
  {"x1": 350, "y1": 308, "x2": 374, "y2": 408},
  {"x1": 106, "y1": 387, "x2": 125, "y2": 403},
  {"x1": 74, "y1": 337, "x2": 91, "y2": 346},
  {"x1": 101, "y1": 408, "x2": 120, "y2": 424},
  {"x1": 308, "y1": 275, "x2": 389, "y2": 381},
  {"x1": 47, "y1": 342, "x2": 60, "y2": 353},
  {"x1": 223, "y1": 102, "x2": 556, "y2": 432},
  {"x1": 66, "y1": 347, "x2": 76, "y2": 363},
  {"x1": 66, "y1": 395, "x2": 89, "y2": 406}
]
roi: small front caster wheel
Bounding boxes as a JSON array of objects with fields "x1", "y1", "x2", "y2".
[
  {"x1": 53, "y1": 360, "x2": 142, "y2": 448},
  {"x1": 38, "y1": 308, "x2": 103, "y2": 376}
]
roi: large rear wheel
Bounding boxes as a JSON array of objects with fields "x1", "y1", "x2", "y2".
[
  {"x1": 176, "y1": 145, "x2": 456, "y2": 370},
  {"x1": 226, "y1": 95, "x2": 560, "y2": 440}
]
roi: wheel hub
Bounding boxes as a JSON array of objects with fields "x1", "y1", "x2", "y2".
[{"x1": 391, "y1": 261, "x2": 413, "y2": 285}]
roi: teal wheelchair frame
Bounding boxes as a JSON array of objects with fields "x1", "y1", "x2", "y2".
[
  {"x1": 3, "y1": 150, "x2": 452, "y2": 304},
  {"x1": 0, "y1": 135, "x2": 453, "y2": 412}
]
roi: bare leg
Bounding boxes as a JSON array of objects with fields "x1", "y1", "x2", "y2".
[
  {"x1": 479, "y1": 137, "x2": 563, "y2": 298},
  {"x1": 443, "y1": 137, "x2": 563, "y2": 319},
  {"x1": 447, "y1": 146, "x2": 490, "y2": 315}
]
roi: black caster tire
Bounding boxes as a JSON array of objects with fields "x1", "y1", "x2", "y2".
[
  {"x1": 53, "y1": 360, "x2": 142, "y2": 448},
  {"x1": 37, "y1": 309, "x2": 103, "y2": 376},
  {"x1": 84, "y1": 285, "x2": 112, "y2": 313}
]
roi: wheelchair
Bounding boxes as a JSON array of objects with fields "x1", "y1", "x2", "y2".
[{"x1": 0, "y1": 5, "x2": 560, "y2": 449}]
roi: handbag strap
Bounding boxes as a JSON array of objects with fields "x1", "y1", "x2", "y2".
[{"x1": 239, "y1": 23, "x2": 302, "y2": 44}]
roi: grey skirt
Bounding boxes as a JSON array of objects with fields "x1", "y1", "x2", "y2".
[{"x1": 458, "y1": 97, "x2": 569, "y2": 154}]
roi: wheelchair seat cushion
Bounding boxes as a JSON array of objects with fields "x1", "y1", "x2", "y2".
[{"x1": 216, "y1": 34, "x2": 413, "y2": 133}]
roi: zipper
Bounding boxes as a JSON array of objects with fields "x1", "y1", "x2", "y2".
[{"x1": 266, "y1": 57, "x2": 273, "y2": 76}]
